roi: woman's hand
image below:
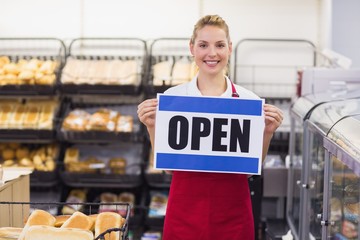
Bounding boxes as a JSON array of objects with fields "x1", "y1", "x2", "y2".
[
  {"x1": 263, "y1": 104, "x2": 283, "y2": 135},
  {"x1": 137, "y1": 98, "x2": 158, "y2": 129}
]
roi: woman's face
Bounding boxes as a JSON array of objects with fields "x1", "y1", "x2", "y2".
[{"x1": 190, "y1": 25, "x2": 232, "y2": 76}]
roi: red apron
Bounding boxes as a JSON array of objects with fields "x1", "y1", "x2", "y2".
[{"x1": 162, "y1": 81, "x2": 255, "y2": 240}]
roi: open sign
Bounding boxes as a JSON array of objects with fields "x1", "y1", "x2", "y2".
[{"x1": 154, "y1": 94, "x2": 264, "y2": 175}]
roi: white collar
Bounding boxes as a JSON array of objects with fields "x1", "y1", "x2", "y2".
[{"x1": 187, "y1": 74, "x2": 233, "y2": 97}]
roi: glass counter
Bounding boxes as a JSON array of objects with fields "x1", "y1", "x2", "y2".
[
  {"x1": 288, "y1": 90, "x2": 360, "y2": 240},
  {"x1": 323, "y1": 114, "x2": 360, "y2": 239}
]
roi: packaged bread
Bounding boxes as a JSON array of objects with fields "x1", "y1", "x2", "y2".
[
  {"x1": 109, "y1": 157, "x2": 127, "y2": 174},
  {"x1": 99, "y1": 192, "x2": 118, "y2": 213},
  {"x1": 60, "y1": 211, "x2": 94, "y2": 231},
  {"x1": 64, "y1": 148, "x2": 79, "y2": 164},
  {"x1": 153, "y1": 61, "x2": 172, "y2": 86},
  {"x1": 23, "y1": 105, "x2": 40, "y2": 129},
  {"x1": 0, "y1": 104, "x2": 13, "y2": 128},
  {"x1": 11, "y1": 105, "x2": 27, "y2": 128},
  {"x1": 62, "y1": 109, "x2": 90, "y2": 131},
  {"x1": 61, "y1": 58, "x2": 81, "y2": 84},
  {"x1": 118, "y1": 192, "x2": 135, "y2": 217},
  {"x1": 95, "y1": 212, "x2": 124, "y2": 240},
  {"x1": 119, "y1": 60, "x2": 138, "y2": 85},
  {"x1": 0, "y1": 227, "x2": 22, "y2": 239},
  {"x1": 86, "y1": 108, "x2": 119, "y2": 132},
  {"x1": 62, "y1": 189, "x2": 87, "y2": 215},
  {"x1": 115, "y1": 115, "x2": 133, "y2": 132},
  {"x1": 38, "y1": 104, "x2": 55, "y2": 130},
  {"x1": 171, "y1": 58, "x2": 192, "y2": 85},
  {"x1": 24, "y1": 225, "x2": 93, "y2": 240},
  {"x1": 18, "y1": 209, "x2": 56, "y2": 240}
]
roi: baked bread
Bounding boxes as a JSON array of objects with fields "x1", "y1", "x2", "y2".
[
  {"x1": 116, "y1": 115, "x2": 133, "y2": 132},
  {"x1": 95, "y1": 212, "x2": 124, "y2": 240},
  {"x1": 24, "y1": 225, "x2": 93, "y2": 240},
  {"x1": 0, "y1": 227, "x2": 22, "y2": 239},
  {"x1": 54, "y1": 215, "x2": 71, "y2": 227},
  {"x1": 18, "y1": 209, "x2": 56, "y2": 240},
  {"x1": 109, "y1": 158, "x2": 127, "y2": 174},
  {"x1": 60, "y1": 211, "x2": 94, "y2": 231}
]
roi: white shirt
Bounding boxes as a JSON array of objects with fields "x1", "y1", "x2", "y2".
[{"x1": 164, "y1": 75, "x2": 260, "y2": 100}]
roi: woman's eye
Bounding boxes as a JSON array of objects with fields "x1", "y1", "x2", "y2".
[
  {"x1": 217, "y1": 44, "x2": 225, "y2": 48},
  {"x1": 199, "y1": 44, "x2": 207, "y2": 48}
]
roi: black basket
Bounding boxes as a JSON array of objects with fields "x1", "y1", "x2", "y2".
[
  {"x1": 146, "y1": 38, "x2": 192, "y2": 96},
  {"x1": 145, "y1": 172, "x2": 172, "y2": 188},
  {"x1": 0, "y1": 38, "x2": 66, "y2": 96},
  {"x1": 60, "y1": 38, "x2": 147, "y2": 96},
  {"x1": 59, "y1": 165, "x2": 142, "y2": 188},
  {"x1": 58, "y1": 102, "x2": 142, "y2": 143},
  {"x1": 0, "y1": 201, "x2": 131, "y2": 240}
]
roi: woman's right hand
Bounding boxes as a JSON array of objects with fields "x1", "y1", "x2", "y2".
[{"x1": 137, "y1": 98, "x2": 158, "y2": 129}]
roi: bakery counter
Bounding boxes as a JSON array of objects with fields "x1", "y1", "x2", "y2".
[{"x1": 0, "y1": 168, "x2": 32, "y2": 227}]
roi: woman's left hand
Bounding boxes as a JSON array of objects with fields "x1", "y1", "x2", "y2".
[{"x1": 263, "y1": 104, "x2": 283, "y2": 135}]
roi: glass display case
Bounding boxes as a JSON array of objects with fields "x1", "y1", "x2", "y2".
[
  {"x1": 322, "y1": 114, "x2": 360, "y2": 239},
  {"x1": 288, "y1": 89, "x2": 360, "y2": 240}
]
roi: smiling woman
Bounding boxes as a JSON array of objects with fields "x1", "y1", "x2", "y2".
[{"x1": 137, "y1": 14, "x2": 283, "y2": 240}]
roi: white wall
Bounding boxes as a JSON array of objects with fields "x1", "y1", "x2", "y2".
[
  {"x1": 0, "y1": 0, "x2": 321, "y2": 45},
  {"x1": 332, "y1": 0, "x2": 360, "y2": 68}
]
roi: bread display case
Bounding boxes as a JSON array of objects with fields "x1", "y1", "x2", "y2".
[
  {"x1": 58, "y1": 102, "x2": 142, "y2": 143},
  {"x1": 0, "y1": 38, "x2": 66, "y2": 96},
  {"x1": 0, "y1": 97, "x2": 61, "y2": 142},
  {"x1": 59, "y1": 142, "x2": 143, "y2": 188},
  {"x1": 60, "y1": 38, "x2": 147, "y2": 95},
  {"x1": 146, "y1": 38, "x2": 196, "y2": 95},
  {"x1": 288, "y1": 88, "x2": 360, "y2": 240},
  {"x1": 322, "y1": 114, "x2": 360, "y2": 239}
]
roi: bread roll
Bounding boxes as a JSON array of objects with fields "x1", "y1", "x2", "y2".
[
  {"x1": 54, "y1": 215, "x2": 71, "y2": 227},
  {"x1": 95, "y1": 212, "x2": 124, "y2": 240},
  {"x1": 0, "y1": 227, "x2": 22, "y2": 239},
  {"x1": 18, "y1": 209, "x2": 55, "y2": 240},
  {"x1": 60, "y1": 211, "x2": 94, "y2": 231},
  {"x1": 24, "y1": 226, "x2": 93, "y2": 240}
]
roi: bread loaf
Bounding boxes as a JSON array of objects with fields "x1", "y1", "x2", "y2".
[
  {"x1": 18, "y1": 209, "x2": 56, "y2": 240},
  {"x1": 24, "y1": 225, "x2": 93, "y2": 240},
  {"x1": 0, "y1": 227, "x2": 22, "y2": 239},
  {"x1": 95, "y1": 212, "x2": 124, "y2": 240},
  {"x1": 60, "y1": 211, "x2": 94, "y2": 231},
  {"x1": 54, "y1": 215, "x2": 71, "y2": 227}
]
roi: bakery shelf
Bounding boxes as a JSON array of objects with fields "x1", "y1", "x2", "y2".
[
  {"x1": 58, "y1": 102, "x2": 142, "y2": 143},
  {"x1": 146, "y1": 38, "x2": 193, "y2": 96},
  {"x1": 0, "y1": 129, "x2": 56, "y2": 143},
  {"x1": 60, "y1": 38, "x2": 147, "y2": 96},
  {"x1": 59, "y1": 143, "x2": 144, "y2": 188},
  {"x1": 145, "y1": 172, "x2": 172, "y2": 188},
  {"x1": 30, "y1": 170, "x2": 59, "y2": 187},
  {"x1": 59, "y1": 169, "x2": 142, "y2": 189},
  {"x1": 0, "y1": 38, "x2": 66, "y2": 96}
]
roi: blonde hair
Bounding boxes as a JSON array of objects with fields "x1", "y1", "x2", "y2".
[{"x1": 190, "y1": 15, "x2": 231, "y2": 44}]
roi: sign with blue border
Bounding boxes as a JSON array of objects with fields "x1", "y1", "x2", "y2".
[{"x1": 154, "y1": 94, "x2": 264, "y2": 175}]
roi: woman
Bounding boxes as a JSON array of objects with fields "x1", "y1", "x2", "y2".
[{"x1": 138, "y1": 15, "x2": 283, "y2": 240}]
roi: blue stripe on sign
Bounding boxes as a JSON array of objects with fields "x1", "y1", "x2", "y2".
[
  {"x1": 159, "y1": 95, "x2": 262, "y2": 116},
  {"x1": 156, "y1": 153, "x2": 259, "y2": 174}
]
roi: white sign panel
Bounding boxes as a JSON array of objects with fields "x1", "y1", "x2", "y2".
[{"x1": 154, "y1": 94, "x2": 264, "y2": 175}]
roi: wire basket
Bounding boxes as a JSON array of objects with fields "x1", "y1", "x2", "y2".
[
  {"x1": 0, "y1": 38, "x2": 66, "y2": 95},
  {"x1": 61, "y1": 38, "x2": 147, "y2": 95},
  {"x1": 0, "y1": 201, "x2": 131, "y2": 240}
]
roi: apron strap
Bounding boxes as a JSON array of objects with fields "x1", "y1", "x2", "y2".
[{"x1": 230, "y1": 80, "x2": 239, "y2": 98}]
